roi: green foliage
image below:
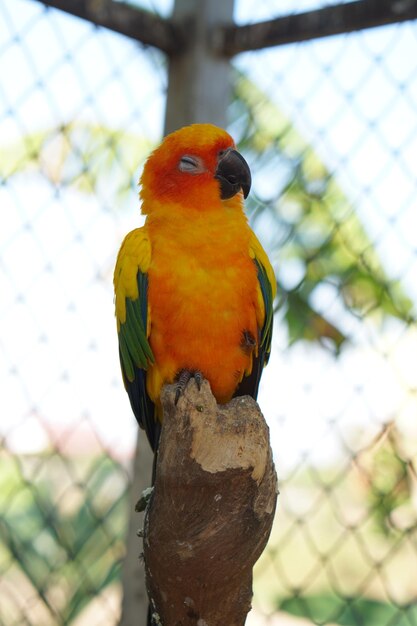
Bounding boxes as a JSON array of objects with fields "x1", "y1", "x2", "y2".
[
  {"x1": 370, "y1": 450, "x2": 410, "y2": 536},
  {"x1": 0, "y1": 453, "x2": 127, "y2": 625},
  {"x1": 357, "y1": 424, "x2": 417, "y2": 537},
  {"x1": 232, "y1": 74, "x2": 414, "y2": 351},
  {"x1": 0, "y1": 122, "x2": 153, "y2": 201},
  {"x1": 278, "y1": 593, "x2": 417, "y2": 626}
]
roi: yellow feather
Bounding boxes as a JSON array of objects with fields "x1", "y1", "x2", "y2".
[
  {"x1": 114, "y1": 226, "x2": 152, "y2": 329},
  {"x1": 249, "y1": 230, "x2": 276, "y2": 330}
]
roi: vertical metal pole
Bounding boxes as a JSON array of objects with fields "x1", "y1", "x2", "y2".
[{"x1": 120, "y1": 1, "x2": 234, "y2": 623}]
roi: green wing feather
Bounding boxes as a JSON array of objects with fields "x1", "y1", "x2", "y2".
[
  {"x1": 254, "y1": 256, "x2": 274, "y2": 366},
  {"x1": 234, "y1": 231, "x2": 276, "y2": 399},
  {"x1": 114, "y1": 228, "x2": 158, "y2": 450},
  {"x1": 119, "y1": 277, "x2": 154, "y2": 380}
]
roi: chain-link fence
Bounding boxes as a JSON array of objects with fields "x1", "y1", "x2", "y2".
[{"x1": 1, "y1": 1, "x2": 417, "y2": 625}]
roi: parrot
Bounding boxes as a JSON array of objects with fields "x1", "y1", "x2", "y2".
[{"x1": 114, "y1": 123, "x2": 276, "y2": 458}]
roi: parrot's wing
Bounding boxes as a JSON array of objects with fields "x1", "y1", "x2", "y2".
[
  {"x1": 114, "y1": 228, "x2": 159, "y2": 451},
  {"x1": 251, "y1": 232, "x2": 276, "y2": 367},
  {"x1": 234, "y1": 232, "x2": 276, "y2": 400}
]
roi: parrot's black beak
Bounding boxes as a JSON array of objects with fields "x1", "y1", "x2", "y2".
[{"x1": 215, "y1": 148, "x2": 251, "y2": 200}]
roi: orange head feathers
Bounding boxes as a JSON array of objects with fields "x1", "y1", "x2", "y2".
[{"x1": 139, "y1": 123, "x2": 251, "y2": 213}]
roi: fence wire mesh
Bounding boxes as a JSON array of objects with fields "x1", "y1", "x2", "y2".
[{"x1": 1, "y1": 1, "x2": 417, "y2": 625}]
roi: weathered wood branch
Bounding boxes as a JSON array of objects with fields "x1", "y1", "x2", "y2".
[
  {"x1": 216, "y1": 0, "x2": 417, "y2": 56},
  {"x1": 143, "y1": 379, "x2": 278, "y2": 626},
  {"x1": 35, "y1": 0, "x2": 184, "y2": 55},
  {"x1": 35, "y1": 0, "x2": 417, "y2": 61}
]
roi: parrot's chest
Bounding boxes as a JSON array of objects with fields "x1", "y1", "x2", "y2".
[
  {"x1": 149, "y1": 241, "x2": 255, "y2": 327},
  {"x1": 147, "y1": 233, "x2": 259, "y2": 397}
]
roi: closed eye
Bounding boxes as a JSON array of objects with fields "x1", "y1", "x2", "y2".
[{"x1": 178, "y1": 154, "x2": 205, "y2": 174}]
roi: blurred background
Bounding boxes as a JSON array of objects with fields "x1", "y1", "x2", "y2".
[{"x1": 1, "y1": 0, "x2": 417, "y2": 624}]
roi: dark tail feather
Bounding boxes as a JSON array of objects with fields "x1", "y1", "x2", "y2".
[{"x1": 233, "y1": 352, "x2": 262, "y2": 400}]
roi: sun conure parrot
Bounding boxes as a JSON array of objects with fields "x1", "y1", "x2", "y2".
[{"x1": 114, "y1": 123, "x2": 276, "y2": 455}]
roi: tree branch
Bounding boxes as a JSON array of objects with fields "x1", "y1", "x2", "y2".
[
  {"x1": 217, "y1": 0, "x2": 417, "y2": 56},
  {"x1": 143, "y1": 379, "x2": 278, "y2": 625},
  {"x1": 35, "y1": 0, "x2": 184, "y2": 55}
]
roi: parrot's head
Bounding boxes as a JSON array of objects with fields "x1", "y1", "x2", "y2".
[{"x1": 139, "y1": 123, "x2": 251, "y2": 213}]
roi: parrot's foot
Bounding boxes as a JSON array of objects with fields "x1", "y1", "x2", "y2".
[
  {"x1": 175, "y1": 369, "x2": 204, "y2": 404},
  {"x1": 135, "y1": 486, "x2": 154, "y2": 512}
]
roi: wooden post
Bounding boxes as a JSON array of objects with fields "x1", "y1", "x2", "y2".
[
  {"x1": 144, "y1": 380, "x2": 278, "y2": 625},
  {"x1": 164, "y1": 0, "x2": 235, "y2": 133}
]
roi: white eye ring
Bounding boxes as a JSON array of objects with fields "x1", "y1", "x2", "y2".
[{"x1": 178, "y1": 155, "x2": 204, "y2": 173}]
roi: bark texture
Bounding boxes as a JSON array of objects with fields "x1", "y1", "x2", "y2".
[{"x1": 143, "y1": 379, "x2": 278, "y2": 626}]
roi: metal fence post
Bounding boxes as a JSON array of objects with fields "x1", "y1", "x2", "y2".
[{"x1": 120, "y1": 1, "x2": 235, "y2": 623}]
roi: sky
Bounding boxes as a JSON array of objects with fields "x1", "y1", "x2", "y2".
[{"x1": 1, "y1": 0, "x2": 417, "y2": 475}]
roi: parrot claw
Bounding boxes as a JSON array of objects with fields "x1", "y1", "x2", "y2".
[
  {"x1": 175, "y1": 370, "x2": 192, "y2": 404},
  {"x1": 194, "y1": 370, "x2": 203, "y2": 391},
  {"x1": 175, "y1": 369, "x2": 204, "y2": 404}
]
